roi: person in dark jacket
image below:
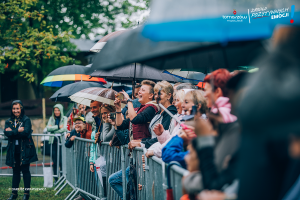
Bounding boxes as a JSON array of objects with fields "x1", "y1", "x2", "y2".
[
  {"x1": 65, "y1": 117, "x2": 85, "y2": 148},
  {"x1": 90, "y1": 101, "x2": 103, "y2": 143},
  {"x1": 4, "y1": 100, "x2": 38, "y2": 200}
]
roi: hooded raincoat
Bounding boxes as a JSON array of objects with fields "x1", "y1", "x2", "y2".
[
  {"x1": 4, "y1": 100, "x2": 38, "y2": 167},
  {"x1": 46, "y1": 104, "x2": 68, "y2": 144}
]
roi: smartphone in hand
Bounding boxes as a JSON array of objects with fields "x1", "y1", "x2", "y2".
[
  {"x1": 110, "y1": 112, "x2": 116, "y2": 120},
  {"x1": 181, "y1": 105, "x2": 198, "y2": 121}
]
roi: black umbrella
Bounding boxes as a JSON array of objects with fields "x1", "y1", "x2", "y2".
[
  {"x1": 48, "y1": 64, "x2": 86, "y2": 76},
  {"x1": 90, "y1": 64, "x2": 178, "y2": 83},
  {"x1": 87, "y1": 27, "x2": 268, "y2": 73},
  {"x1": 50, "y1": 81, "x2": 105, "y2": 102}
]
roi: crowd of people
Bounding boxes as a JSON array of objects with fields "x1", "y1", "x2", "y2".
[
  {"x1": 52, "y1": 68, "x2": 254, "y2": 200},
  {"x1": 5, "y1": 66, "x2": 300, "y2": 200}
]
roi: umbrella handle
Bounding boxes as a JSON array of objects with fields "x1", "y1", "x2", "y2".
[{"x1": 55, "y1": 93, "x2": 62, "y2": 102}]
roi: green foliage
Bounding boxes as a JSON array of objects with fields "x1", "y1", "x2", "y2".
[
  {"x1": 34, "y1": 0, "x2": 149, "y2": 38},
  {"x1": 0, "y1": 0, "x2": 149, "y2": 97},
  {"x1": 0, "y1": 0, "x2": 73, "y2": 82}
]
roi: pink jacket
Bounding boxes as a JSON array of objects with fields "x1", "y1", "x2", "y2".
[{"x1": 211, "y1": 97, "x2": 237, "y2": 123}]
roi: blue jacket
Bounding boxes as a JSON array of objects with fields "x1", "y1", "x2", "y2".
[
  {"x1": 162, "y1": 135, "x2": 188, "y2": 168},
  {"x1": 65, "y1": 129, "x2": 81, "y2": 148}
]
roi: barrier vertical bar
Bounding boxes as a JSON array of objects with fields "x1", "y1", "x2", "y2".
[{"x1": 121, "y1": 146, "x2": 126, "y2": 200}]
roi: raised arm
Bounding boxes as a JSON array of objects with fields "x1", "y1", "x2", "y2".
[{"x1": 115, "y1": 98, "x2": 124, "y2": 127}]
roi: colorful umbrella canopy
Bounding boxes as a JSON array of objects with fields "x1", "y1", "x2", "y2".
[
  {"x1": 50, "y1": 81, "x2": 105, "y2": 102},
  {"x1": 142, "y1": 0, "x2": 300, "y2": 43},
  {"x1": 69, "y1": 87, "x2": 126, "y2": 108},
  {"x1": 41, "y1": 64, "x2": 106, "y2": 87},
  {"x1": 90, "y1": 30, "x2": 128, "y2": 52}
]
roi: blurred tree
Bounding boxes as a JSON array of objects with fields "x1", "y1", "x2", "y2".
[
  {"x1": 0, "y1": 0, "x2": 73, "y2": 98},
  {"x1": 0, "y1": 0, "x2": 149, "y2": 99},
  {"x1": 36, "y1": 0, "x2": 149, "y2": 38}
]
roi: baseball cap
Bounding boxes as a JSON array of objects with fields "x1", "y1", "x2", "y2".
[{"x1": 72, "y1": 116, "x2": 86, "y2": 123}]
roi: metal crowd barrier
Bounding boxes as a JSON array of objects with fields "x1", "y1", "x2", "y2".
[
  {"x1": 0, "y1": 132, "x2": 189, "y2": 200},
  {"x1": 0, "y1": 133, "x2": 61, "y2": 180},
  {"x1": 53, "y1": 136, "x2": 188, "y2": 200}
]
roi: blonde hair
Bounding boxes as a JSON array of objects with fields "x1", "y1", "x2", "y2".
[
  {"x1": 175, "y1": 90, "x2": 186, "y2": 103},
  {"x1": 141, "y1": 80, "x2": 156, "y2": 94},
  {"x1": 154, "y1": 81, "x2": 174, "y2": 103},
  {"x1": 185, "y1": 90, "x2": 208, "y2": 114}
]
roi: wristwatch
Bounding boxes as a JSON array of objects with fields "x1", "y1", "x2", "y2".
[{"x1": 127, "y1": 98, "x2": 133, "y2": 103}]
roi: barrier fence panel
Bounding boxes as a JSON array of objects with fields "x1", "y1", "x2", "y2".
[
  {"x1": 170, "y1": 165, "x2": 189, "y2": 200},
  {"x1": 0, "y1": 133, "x2": 61, "y2": 179},
  {"x1": 0, "y1": 133, "x2": 189, "y2": 200},
  {"x1": 151, "y1": 156, "x2": 165, "y2": 200},
  {"x1": 108, "y1": 144, "x2": 123, "y2": 200},
  {"x1": 132, "y1": 147, "x2": 144, "y2": 200},
  {"x1": 54, "y1": 133, "x2": 69, "y2": 196},
  {"x1": 74, "y1": 138, "x2": 102, "y2": 200}
]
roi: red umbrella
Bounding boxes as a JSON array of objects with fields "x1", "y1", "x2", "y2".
[{"x1": 90, "y1": 30, "x2": 129, "y2": 52}]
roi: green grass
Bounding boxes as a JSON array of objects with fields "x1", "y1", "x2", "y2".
[{"x1": 0, "y1": 176, "x2": 73, "y2": 200}]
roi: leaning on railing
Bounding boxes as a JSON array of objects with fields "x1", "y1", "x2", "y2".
[
  {"x1": 58, "y1": 137, "x2": 188, "y2": 200},
  {"x1": 0, "y1": 133, "x2": 189, "y2": 200}
]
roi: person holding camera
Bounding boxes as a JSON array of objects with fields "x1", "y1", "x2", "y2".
[
  {"x1": 93, "y1": 104, "x2": 116, "y2": 143},
  {"x1": 5, "y1": 100, "x2": 38, "y2": 200},
  {"x1": 89, "y1": 105, "x2": 116, "y2": 198}
]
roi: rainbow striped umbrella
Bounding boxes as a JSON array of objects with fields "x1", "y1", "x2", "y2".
[{"x1": 41, "y1": 64, "x2": 106, "y2": 87}]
